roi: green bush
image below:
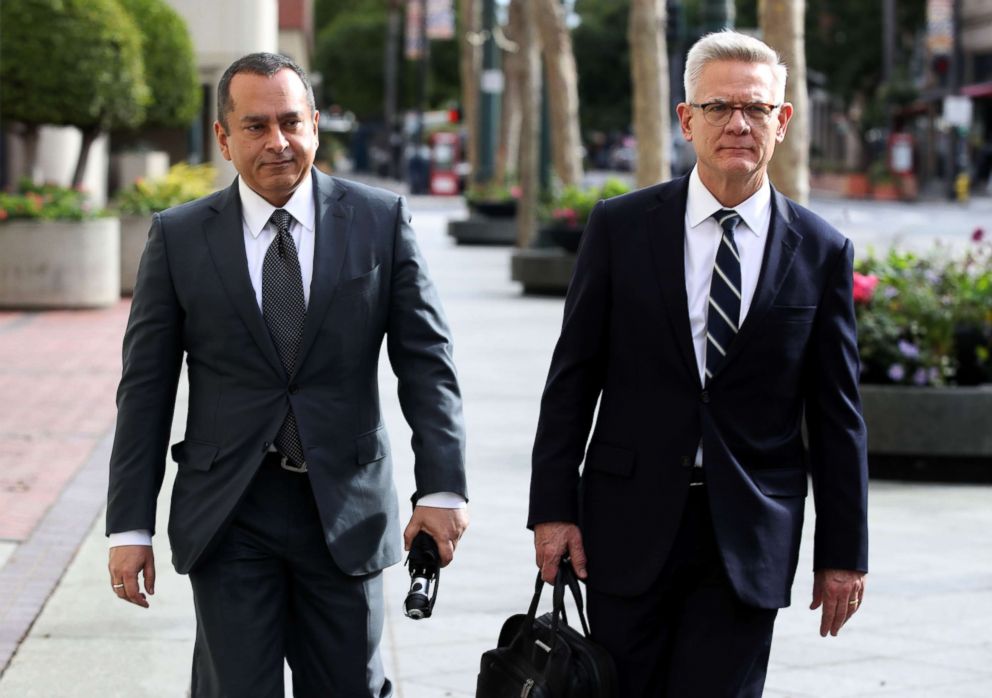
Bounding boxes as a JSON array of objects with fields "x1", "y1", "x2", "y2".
[
  {"x1": 114, "y1": 163, "x2": 217, "y2": 215},
  {"x1": 854, "y1": 235, "x2": 992, "y2": 386},
  {"x1": 0, "y1": 180, "x2": 102, "y2": 221},
  {"x1": 118, "y1": 0, "x2": 200, "y2": 128},
  {"x1": 0, "y1": 0, "x2": 149, "y2": 131},
  {"x1": 540, "y1": 179, "x2": 632, "y2": 228}
]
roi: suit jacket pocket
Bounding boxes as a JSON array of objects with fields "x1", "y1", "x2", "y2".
[
  {"x1": 170, "y1": 439, "x2": 219, "y2": 472},
  {"x1": 356, "y1": 426, "x2": 389, "y2": 465},
  {"x1": 770, "y1": 305, "x2": 817, "y2": 323},
  {"x1": 336, "y1": 264, "x2": 381, "y2": 298},
  {"x1": 750, "y1": 466, "x2": 808, "y2": 497},
  {"x1": 584, "y1": 441, "x2": 635, "y2": 478}
]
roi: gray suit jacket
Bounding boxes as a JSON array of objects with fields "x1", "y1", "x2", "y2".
[{"x1": 107, "y1": 168, "x2": 466, "y2": 575}]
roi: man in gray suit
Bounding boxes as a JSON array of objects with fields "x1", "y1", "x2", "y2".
[{"x1": 106, "y1": 53, "x2": 467, "y2": 696}]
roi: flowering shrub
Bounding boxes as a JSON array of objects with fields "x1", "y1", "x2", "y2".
[
  {"x1": 540, "y1": 178, "x2": 631, "y2": 229},
  {"x1": 0, "y1": 179, "x2": 98, "y2": 221},
  {"x1": 465, "y1": 182, "x2": 521, "y2": 204},
  {"x1": 114, "y1": 162, "x2": 216, "y2": 215},
  {"x1": 854, "y1": 232, "x2": 992, "y2": 386}
]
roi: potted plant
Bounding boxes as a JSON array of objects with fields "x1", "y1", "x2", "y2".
[
  {"x1": 539, "y1": 179, "x2": 631, "y2": 252},
  {"x1": 114, "y1": 162, "x2": 216, "y2": 293},
  {"x1": 853, "y1": 232, "x2": 992, "y2": 474},
  {"x1": 0, "y1": 181, "x2": 120, "y2": 308},
  {"x1": 868, "y1": 159, "x2": 900, "y2": 201},
  {"x1": 465, "y1": 182, "x2": 521, "y2": 218}
]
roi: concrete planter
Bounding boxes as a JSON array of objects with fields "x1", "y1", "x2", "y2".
[
  {"x1": 0, "y1": 218, "x2": 120, "y2": 309},
  {"x1": 861, "y1": 384, "x2": 992, "y2": 481},
  {"x1": 448, "y1": 215, "x2": 517, "y2": 246},
  {"x1": 510, "y1": 248, "x2": 576, "y2": 296},
  {"x1": 120, "y1": 214, "x2": 152, "y2": 295}
]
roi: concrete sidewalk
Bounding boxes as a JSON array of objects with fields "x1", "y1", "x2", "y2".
[{"x1": 1, "y1": 196, "x2": 991, "y2": 696}]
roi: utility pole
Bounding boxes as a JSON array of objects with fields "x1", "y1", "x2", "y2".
[
  {"x1": 477, "y1": 0, "x2": 499, "y2": 183},
  {"x1": 383, "y1": 0, "x2": 402, "y2": 179}
]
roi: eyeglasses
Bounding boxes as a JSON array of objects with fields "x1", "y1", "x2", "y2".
[{"x1": 689, "y1": 101, "x2": 781, "y2": 126}]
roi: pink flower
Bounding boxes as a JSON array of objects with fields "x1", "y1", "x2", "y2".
[
  {"x1": 509, "y1": 185, "x2": 522, "y2": 199},
  {"x1": 552, "y1": 208, "x2": 578, "y2": 225},
  {"x1": 852, "y1": 272, "x2": 879, "y2": 304},
  {"x1": 973, "y1": 227, "x2": 984, "y2": 243}
]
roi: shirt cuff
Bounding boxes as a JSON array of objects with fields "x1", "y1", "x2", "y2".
[
  {"x1": 416, "y1": 492, "x2": 467, "y2": 509},
  {"x1": 109, "y1": 530, "x2": 152, "y2": 547}
]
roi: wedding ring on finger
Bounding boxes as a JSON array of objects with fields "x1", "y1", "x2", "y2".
[
  {"x1": 848, "y1": 599, "x2": 860, "y2": 607},
  {"x1": 112, "y1": 583, "x2": 125, "y2": 590}
]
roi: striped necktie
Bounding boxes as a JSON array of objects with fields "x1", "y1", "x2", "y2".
[{"x1": 705, "y1": 209, "x2": 742, "y2": 383}]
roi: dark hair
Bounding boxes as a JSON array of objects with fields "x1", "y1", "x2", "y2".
[{"x1": 216, "y1": 52, "x2": 316, "y2": 131}]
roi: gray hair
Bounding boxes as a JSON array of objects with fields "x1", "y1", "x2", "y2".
[
  {"x1": 217, "y1": 52, "x2": 316, "y2": 132},
  {"x1": 683, "y1": 30, "x2": 787, "y2": 103}
]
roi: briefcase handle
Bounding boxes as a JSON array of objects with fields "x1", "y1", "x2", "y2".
[{"x1": 525, "y1": 556, "x2": 592, "y2": 641}]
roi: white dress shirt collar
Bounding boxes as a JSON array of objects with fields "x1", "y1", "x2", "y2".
[
  {"x1": 238, "y1": 172, "x2": 316, "y2": 239},
  {"x1": 686, "y1": 167, "x2": 771, "y2": 239}
]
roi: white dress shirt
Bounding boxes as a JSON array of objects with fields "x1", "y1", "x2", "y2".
[
  {"x1": 110, "y1": 176, "x2": 462, "y2": 548},
  {"x1": 684, "y1": 167, "x2": 772, "y2": 466}
]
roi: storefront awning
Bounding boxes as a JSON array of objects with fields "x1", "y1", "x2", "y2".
[{"x1": 961, "y1": 82, "x2": 992, "y2": 98}]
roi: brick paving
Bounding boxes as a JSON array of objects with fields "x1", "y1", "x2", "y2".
[{"x1": 0, "y1": 303, "x2": 129, "y2": 541}]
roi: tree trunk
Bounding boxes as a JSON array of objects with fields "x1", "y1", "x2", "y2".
[
  {"x1": 20, "y1": 124, "x2": 41, "y2": 185},
  {"x1": 534, "y1": 0, "x2": 583, "y2": 186},
  {"x1": 458, "y1": 0, "x2": 482, "y2": 185},
  {"x1": 72, "y1": 127, "x2": 100, "y2": 189},
  {"x1": 760, "y1": 0, "x2": 809, "y2": 204},
  {"x1": 628, "y1": 0, "x2": 671, "y2": 188},
  {"x1": 516, "y1": 0, "x2": 541, "y2": 247},
  {"x1": 496, "y1": 0, "x2": 524, "y2": 184}
]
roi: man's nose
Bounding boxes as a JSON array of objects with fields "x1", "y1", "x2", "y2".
[
  {"x1": 725, "y1": 108, "x2": 751, "y2": 134},
  {"x1": 265, "y1": 127, "x2": 289, "y2": 152}
]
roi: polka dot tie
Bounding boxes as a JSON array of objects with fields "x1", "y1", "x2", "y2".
[
  {"x1": 262, "y1": 208, "x2": 306, "y2": 467},
  {"x1": 705, "y1": 209, "x2": 742, "y2": 384}
]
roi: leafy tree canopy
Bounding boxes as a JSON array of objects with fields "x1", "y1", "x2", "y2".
[
  {"x1": 0, "y1": 0, "x2": 149, "y2": 131},
  {"x1": 118, "y1": 0, "x2": 201, "y2": 128},
  {"x1": 573, "y1": 0, "x2": 632, "y2": 134}
]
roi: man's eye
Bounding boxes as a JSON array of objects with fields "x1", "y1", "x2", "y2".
[
  {"x1": 745, "y1": 105, "x2": 771, "y2": 117},
  {"x1": 284, "y1": 120, "x2": 301, "y2": 128},
  {"x1": 705, "y1": 104, "x2": 730, "y2": 115}
]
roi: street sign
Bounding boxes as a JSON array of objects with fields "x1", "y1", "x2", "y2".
[{"x1": 943, "y1": 96, "x2": 973, "y2": 128}]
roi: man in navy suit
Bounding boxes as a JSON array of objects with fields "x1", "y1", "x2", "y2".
[
  {"x1": 529, "y1": 31, "x2": 868, "y2": 696},
  {"x1": 106, "y1": 53, "x2": 467, "y2": 696}
]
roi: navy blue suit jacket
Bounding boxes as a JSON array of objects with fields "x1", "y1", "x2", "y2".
[{"x1": 528, "y1": 175, "x2": 868, "y2": 609}]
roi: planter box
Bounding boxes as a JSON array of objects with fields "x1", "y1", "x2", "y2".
[
  {"x1": 0, "y1": 218, "x2": 120, "y2": 309},
  {"x1": 467, "y1": 200, "x2": 517, "y2": 218},
  {"x1": 510, "y1": 248, "x2": 575, "y2": 296},
  {"x1": 861, "y1": 384, "x2": 992, "y2": 481},
  {"x1": 448, "y1": 216, "x2": 517, "y2": 246},
  {"x1": 120, "y1": 214, "x2": 152, "y2": 295}
]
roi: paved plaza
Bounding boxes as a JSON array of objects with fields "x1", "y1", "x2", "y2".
[{"x1": 1, "y1": 191, "x2": 990, "y2": 697}]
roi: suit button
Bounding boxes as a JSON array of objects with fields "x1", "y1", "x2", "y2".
[
  {"x1": 680, "y1": 456, "x2": 692, "y2": 468},
  {"x1": 289, "y1": 384, "x2": 300, "y2": 394},
  {"x1": 262, "y1": 441, "x2": 271, "y2": 451},
  {"x1": 700, "y1": 390, "x2": 710, "y2": 404}
]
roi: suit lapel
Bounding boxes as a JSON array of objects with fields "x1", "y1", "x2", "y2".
[
  {"x1": 719, "y1": 187, "x2": 803, "y2": 373},
  {"x1": 295, "y1": 170, "x2": 354, "y2": 372},
  {"x1": 645, "y1": 176, "x2": 701, "y2": 386},
  {"x1": 203, "y1": 179, "x2": 285, "y2": 378}
]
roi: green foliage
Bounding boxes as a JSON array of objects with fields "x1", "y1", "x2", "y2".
[
  {"x1": 541, "y1": 178, "x2": 632, "y2": 228},
  {"x1": 114, "y1": 163, "x2": 218, "y2": 215},
  {"x1": 0, "y1": 180, "x2": 102, "y2": 221},
  {"x1": 465, "y1": 181, "x2": 521, "y2": 204},
  {"x1": 854, "y1": 239, "x2": 992, "y2": 387},
  {"x1": 0, "y1": 0, "x2": 150, "y2": 131},
  {"x1": 118, "y1": 0, "x2": 201, "y2": 128},
  {"x1": 314, "y1": 5, "x2": 460, "y2": 121},
  {"x1": 573, "y1": 0, "x2": 632, "y2": 134}
]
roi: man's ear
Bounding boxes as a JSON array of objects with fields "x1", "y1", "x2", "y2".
[
  {"x1": 214, "y1": 121, "x2": 233, "y2": 162},
  {"x1": 775, "y1": 103, "x2": 794, "y2": 143},
  {"x1": 675, "y1": 103, "x2": 694, "y2": 141}
]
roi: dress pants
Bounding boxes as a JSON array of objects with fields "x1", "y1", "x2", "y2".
[
  {"x1": 188, "y1": 458, "x2": 393, "y2": 698},
  {"x1": 586, "y1": 485, "x2": 778, "y2": 698}
]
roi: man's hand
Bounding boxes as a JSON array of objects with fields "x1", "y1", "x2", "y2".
[
  {"x1": 534, "y1": 522, "x2": 587, "y2": 584},
  {"x1": 404, "y1": 506, "x2": 469, "y2": 567},
  {"x1": 811, "y1": 568, "x2": 865, "y2": 637},
  {"x1": 108, "y1": 545, "x2": 155, "y2": 608}
]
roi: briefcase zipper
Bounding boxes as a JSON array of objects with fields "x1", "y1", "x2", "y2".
[{"x1": 521, "y1": 678, "x2": 535, "y2": 697}]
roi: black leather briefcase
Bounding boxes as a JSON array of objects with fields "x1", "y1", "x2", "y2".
[{"x1": 476, "y1": 559, "x2": 618, "y2": 698}]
